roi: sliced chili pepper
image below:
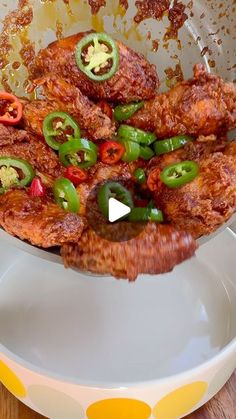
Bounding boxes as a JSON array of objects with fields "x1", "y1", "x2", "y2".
[
  {"x1": 64, "y1": 166, "x2": 88, "y2": 186},
  {"x1": 139, "y1": 145, "x2": 154, "y2": 160},
  {"x1": 0, "y1": 157, "x2": 35, "y2": 194},
  {"x1": 160, "y1": 160, "x2": 199, "y2": 188},
  {"x1": 134, "y1": 168, "x2": 146, "y2": 184},
  {"x1": 59, "y1": 138, "x2": 97, "y2": 168},
  {"x1": 0, "y1": 92, "x2": 22, "y2": 125},
  {"x1": 29, "y1": 177, "x2": 46, "y2": 197},
  {"x1": 99, "y1": 141, "x2": 125, "y2": 164},
  {"x1": 154, "y1": 135, "x2": 193, "y2": 155},
  {"x1": 76, "y1": 33, "x2": 119, "y2": 82},
  {"x1": 147, "y1": 167, "x2": 162, "y2": 192},
  {"x1": 118, "y1": 124, "x2": 156, "y2": 146},
  {"x1": 43, "y1": 111, "x2": 81, "y2": 150},
  {"x1": 97, "y1": 100, "x2": 113, "y2": 119},
  {"x1": 114, "y1": 101, "x2": 144, "y2": 121},
  {"x1": 118, "y1": 138, "x2": 140, "y2": 162},
  {"x1": 129, "y1": 207, "x2": 164, "y2": 222},
  {"x1": 97, "y1": 181, "x2": 134, "y2": 219},
  {"x1": 53, "y1": 177, "x2": 80, "y2": 212}
]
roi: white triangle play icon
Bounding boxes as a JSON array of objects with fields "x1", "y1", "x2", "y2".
[{"x1": 108, "y1": 197, "x2": 131, "y2": 223}]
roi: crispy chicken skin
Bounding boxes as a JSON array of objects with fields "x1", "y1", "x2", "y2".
[
  {"x1": 128, "y1": 64, "x2": 236, "y2": 137},
  {"x1": 61, "y1": 223, "x2": 197, "y2": 281},
  {"x1": 0, "y1": 124, "x2": 62, "y2": 179},
  {"x1": 30, "y1": 32, "x2": 158, "y2": 103},
  {"x1": 152, "y1": 141, "x2": 236, "y2": 239},
  {"x1": 23, "y1": 76, "x2": 115, "y2": 140},
  {"x1": 0, "y1": 190, "x2": 86, "y2": 248}
]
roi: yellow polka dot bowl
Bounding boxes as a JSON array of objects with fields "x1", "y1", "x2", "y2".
[{"x1": 0, "y1": 1, "x2": 236, "y2": 418}]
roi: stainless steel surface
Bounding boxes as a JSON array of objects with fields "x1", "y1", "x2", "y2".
[{"x1": 0, "y1": 0, "x2": 235, "y2": 265}]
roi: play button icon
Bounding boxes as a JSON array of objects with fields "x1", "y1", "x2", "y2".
[
  {"x1": 108, "y1": 197, "x2": 131, "y2": 222},
  {"x1": 85, "y1": 179, "x2": 146, "y2": 242}
]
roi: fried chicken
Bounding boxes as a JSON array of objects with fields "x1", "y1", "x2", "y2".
[
  {"x1": 0, "y1": 189, "x2": 86, "y2": 247},
  {"x1": 152, "y1": 141, "x2": 236, "y2": 239},
  {"x1": 0, "y1": 124, "x2": 62, "y2": 180},
  {"x1": 128, "y1": 64, "x2": 236, "y2": 137},
  {"x1": 61, "y1": 223, "x2": 197, "y2": 281},
  {"x1": 76, "y1": 161, "x2": 136, "y2": 215},
  {"x1": 23, "y1": 76, "x2": 115, "y2": 140},
  {"x1": 30, "y1": 32, "x2": 158, "y2": 103}
]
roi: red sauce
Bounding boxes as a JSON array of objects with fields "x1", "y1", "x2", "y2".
[
  {"x1": 19, "y1": 39, "x2": 35, "y2": 68},
  {"x1": 119, "y1": 0, "x2": 129, "y2": 11},
  {"x1": 134, "y1": 0, "x2": 170, "y2": 24},
  {"x1": 164, "y1": 0, "x2": 188, "y2": 41},
  {"x1": 165, "y1": 63, "x2": 184, "y2": 87},
  {"x1": 88, "y1": 0, "x2": 106, "y2": 14}
]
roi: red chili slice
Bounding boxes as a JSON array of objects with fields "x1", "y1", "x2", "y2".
[
  {"x1": 0, "y1": 92, "x2": 23, "y2": 125},
  {"x1": 97, "y1": 100, "x2": 113, "y2": 119},
  {"x1": 64, "y1": 166, "x2": 88, "y2": 186},
  {"x1": 28, "y1": 177, "x2": 46, "y2": 197},
  {"x1": 99, "y1": 141, "x2": 125, "y2": 165}
]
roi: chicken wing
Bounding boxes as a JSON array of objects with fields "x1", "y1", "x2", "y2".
[
  {"x1": 23, "y1": 76, "x2": 115, "y2": 140},
  {"x1": 30, "y1": 32, "x2": 158, "y2": 103},
  {"x1": 0, "y1": 190, "x2": 86, "y2": 247},
  {"x1": 62, "y1": 223, "x2": 197, "y2": 281},
  {"x1": 0, "y1": 124, "x2": 62, "y2": 180},
  {"x1": 152, "y1": 141, "x2": 236, "y2": 238},
  {"x1": 128, "y1": 64, "x2": 236, "y2": 137}
]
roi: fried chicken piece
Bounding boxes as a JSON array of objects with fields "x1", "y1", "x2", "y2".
[
  {"x1": 0, "y1": 190, "x2": 86, "y2": 248},
  {"x1": 77, "y1": 161, "x2": 136, "y2": 215},
  {"x1": 30, "y1": 32, "x2": 158, "y2": 103},
  {"x1": 61, "y1": 223, "x2": 197, "y2": 281},
  {"x1": 152, "y1": 141, "x2": 236, "y2": 239},
  {"x1": 23, "y1": 76, "x2": 115, "y2": 140},
  {"x1": 0, "y1": 124, "x2": 62, "y2": 180},
  {"x1": 128, "y1": 64, "x2": 236, "y2": 137}
]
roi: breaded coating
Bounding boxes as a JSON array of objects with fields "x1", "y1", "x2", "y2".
[
  {"x1": 62, "y1": 223, "x2": 197, "y2": 281},
  {"x1": 0, "y1": 190, "x2": 86, "y2": 248},
  {"x1": 128, "y1": 64, "x2": 236, "y2": 137},
  {"x1": 23, "y1": 76, "x2": 115, "y2": 140},
  {"x1": 153, "y1": 141, "x2": 236, "y2": 238}
]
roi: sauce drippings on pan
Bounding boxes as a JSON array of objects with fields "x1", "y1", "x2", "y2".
[
  {"x1": 119, "y1": 0, "x2": 129, "y2": 11},
  {"x1": 164, "y1": 0, "x2": 188, "y2": 41},
  {"x1": 88, "y1": 0, "x2": 106, "y2": 15},
  {"x1": 134, "y1": 0, "x2": 170, "y2": 24}
]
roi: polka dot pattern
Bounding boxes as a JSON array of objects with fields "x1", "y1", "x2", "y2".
[
  {"x1": 0, "y1": 360, "x2": 26, "y2": 398},
  {"x1": 86, "y1": 398, "x2": 152, "y2": 419},
  {"x1": 153, "y1": 381, "x2": 208, "y2": 419},
  {"x1": 28, "y1": 385, "x2": 85, "y2": 419}
]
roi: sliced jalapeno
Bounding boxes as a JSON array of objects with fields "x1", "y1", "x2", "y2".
[
  {"x1": 154, "y1": 135, "x2": 193, "y2": 155},
  {"x1": 97, "y1": 181, "x2": 133, "y2": 219},
  {"x1": 0, "y1": 157, "x2": 35, "y2": 194},
  {"x1": 59, "y1": 138, "x2": 97, "y2": 168},
  {"x1": 43, "y1": 111, "x2": 80, "y2": 150},
  {"x1": 53, "y1": 177, "x2": 80, "y2": 212},
  {"x1": 114, "y1": 101, "x2": 144, "y2": 121},
  {"x1": 160, "y1": 160, "x2": 199, "y2": 188},
  {"x1": 118, "y1": 124, "x2": 156, "y2": 146},
  {"x1": 75, "y1": 33, "x2": 119, "y2": 82}
]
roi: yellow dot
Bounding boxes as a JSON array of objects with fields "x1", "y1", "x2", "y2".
[
  {"x1": 87, "y1": 398, "x2": 151, "y2": 419},
  {"x1": 153, "y1": 381, "x2": 208, "y2": 419},
  {"x1": 0, "y1": 360, "x2": 26, "y2": 398}
]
